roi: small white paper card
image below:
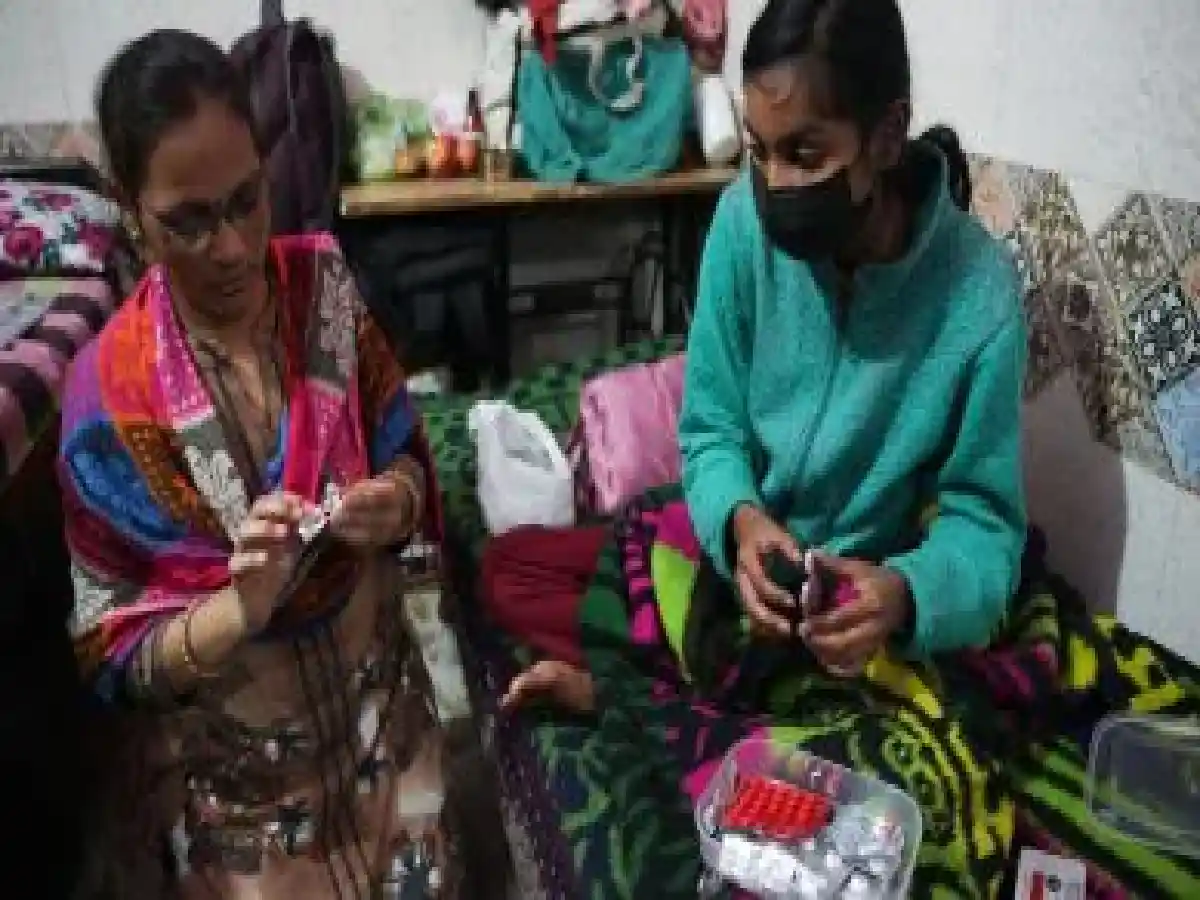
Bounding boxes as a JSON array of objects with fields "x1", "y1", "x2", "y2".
[{"x1": 1015, "y1": 848, "x2": 1086, "y2": 900}]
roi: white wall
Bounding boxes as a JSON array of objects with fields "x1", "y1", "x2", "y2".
[
  {"x1": 724, "y1": 0, "x2": 1200, "y2": 202},
  {"x1": 3, "y1": 0, "x2": 1197, "y2": 200},
  {"x1": 0, "y1": 0, "x2": 488, "y2": 122},
  {"x1": 1, "y1": 0, "x2": 1198, "y2": 660},
  {"x1": 1, "y1": 0, "x2": 637, "y2": 284},
  {"x1": 898, "y1": 0, "x2": 1200, "y2": 662}
]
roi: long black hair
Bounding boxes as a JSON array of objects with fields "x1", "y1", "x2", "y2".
[
  {"x1": 742, "y1": 0, "x2": 971, "y2": 211},
  {"x1": 95, "y1": 29, "x2": 259, "y2": 199}
]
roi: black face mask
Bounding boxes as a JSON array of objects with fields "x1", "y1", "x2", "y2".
[{"x1": 752, "y1": 163, "x2": 871, "y2": 262}]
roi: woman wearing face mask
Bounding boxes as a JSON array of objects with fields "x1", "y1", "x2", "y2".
[
  {"x1": 486, "y1": 0, "x2": 1024, "y2": 713},
  {"x1": 473, "y1": 6, "x2": 1200, "y2": 896},
  {"x1": 680, "y1": 0, "x2": 1025, "y2": 675}
]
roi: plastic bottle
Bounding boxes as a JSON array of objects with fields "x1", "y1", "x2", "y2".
[{"x1": 457, "y1": 89, "x2": 484, "y2": 175}]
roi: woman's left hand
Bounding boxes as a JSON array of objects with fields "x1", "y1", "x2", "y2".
[
  {"x1": 801, "y1": 554, "x2": 911, "y2": 676},
  {"x1": 330, "y1": 474, "x2": 416, "y2": 550}
]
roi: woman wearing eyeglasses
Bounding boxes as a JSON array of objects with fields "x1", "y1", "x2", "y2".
[{"x1": 57, "y1": 29, "x2": 496, "y2": 899}]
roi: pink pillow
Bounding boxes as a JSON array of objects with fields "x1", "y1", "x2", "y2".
[{"x1": 575, "y1": 353, "x2": 685, "y2": 515}]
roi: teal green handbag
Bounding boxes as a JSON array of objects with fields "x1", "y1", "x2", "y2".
[{"x1": 517, "y1": 35, "x2": 693, "y2": 184}]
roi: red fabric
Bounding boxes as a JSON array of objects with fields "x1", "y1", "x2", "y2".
[
  {"x1": 479, "y1": 525, "x2": 608, "y2": 667},
  {"x1": 529, "y1": 0, "x2": 561, "y2": 63}
]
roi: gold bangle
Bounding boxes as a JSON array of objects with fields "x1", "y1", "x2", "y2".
[
  {"x1": 390, "y1": 470, "x2": 422, "y2": 539},
  {"x1": 181, "y1": 605, "x2": 220, "y2": 679}
]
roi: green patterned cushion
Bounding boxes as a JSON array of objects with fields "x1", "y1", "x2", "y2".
[{"x1": 423, "y1": 336, "x2": 684, "y2": 567}]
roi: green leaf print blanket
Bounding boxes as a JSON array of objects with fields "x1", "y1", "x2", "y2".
[{"x1": 546, "y1": 486, "x2": 1200, "y2": 899}]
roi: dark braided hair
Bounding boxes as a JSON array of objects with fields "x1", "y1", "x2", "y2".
[
  {"x1": 95, "y1": 29, "x2": 260, "y2": 199},
  {"x1": 743, "y1": 0, "x2": 972, "y2": 211}
]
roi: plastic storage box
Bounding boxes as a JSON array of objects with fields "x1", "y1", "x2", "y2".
[
  {"x1": 1086, "y1": 713, "x2": 1200, "y2": 859},
  {"x1": 694, "y1": 736, "x2": 922, "y2": 899}
]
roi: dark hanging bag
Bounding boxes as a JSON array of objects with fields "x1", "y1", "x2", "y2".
[{"x1": 229, "y1": 0, "x2": 350, "y2": 235}]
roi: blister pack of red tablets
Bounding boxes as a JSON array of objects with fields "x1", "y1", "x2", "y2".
[
  {"x1": 719, "y1": 774, "x2": 834, "y2": 841},
  {"x1": 695, "y1": 737, "x2": 922, "y2": 899}
]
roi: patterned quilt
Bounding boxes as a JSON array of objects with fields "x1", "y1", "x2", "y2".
[
  {"x1": 424, "y1": 336, "x2": 682, "y2": 898},
  {"x1": 423, "y1": 336, "x2": 1200, "y2": 900}
]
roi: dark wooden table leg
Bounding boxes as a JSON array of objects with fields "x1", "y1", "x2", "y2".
[
  {"x1": 491, "y1": 212, "x2": 513, "y2": 386},
  {"x1": 659, "y1": 196, "x2": 678, "y2": 335}
]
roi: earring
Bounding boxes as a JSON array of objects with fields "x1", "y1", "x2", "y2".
[
  {"x1": 121, "y1": 214, "x2": 151, "y2": 269},
  {"x1": 123, "y1": 212, "x2": 143, "y2": 245}
]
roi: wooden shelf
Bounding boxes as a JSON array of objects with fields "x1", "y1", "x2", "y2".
[{"x1": 339, "y1": 167, "x2": 738, "y2": 218}]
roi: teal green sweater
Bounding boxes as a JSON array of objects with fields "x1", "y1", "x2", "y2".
[{"x1": 680, "y1": 150, "x2": 1027, "y2": 656}]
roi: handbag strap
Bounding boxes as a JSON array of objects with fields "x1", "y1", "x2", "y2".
[
  {"x1": 560, "y1": 0, "x2": 664, "y2": 112},
  {"x1": 581, "y1": 26, "x2": 646, "y2": 112}
]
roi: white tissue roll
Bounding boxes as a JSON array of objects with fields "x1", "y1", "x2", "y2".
[{"x1": 697, "y1": 74, "x2": 740, "y2": 166}]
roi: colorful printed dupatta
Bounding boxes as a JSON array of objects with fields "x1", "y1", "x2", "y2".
[{"x1": 59, "y1": 232, "x2": 437, "y2": 697}]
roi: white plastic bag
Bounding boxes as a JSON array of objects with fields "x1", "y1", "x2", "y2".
[{"x1": 468, "y1": 401, "x2": 575, "y2": 536}]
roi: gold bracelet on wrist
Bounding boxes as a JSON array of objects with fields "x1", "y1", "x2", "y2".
[
  {"x1": 391, "y1": 471, "x2": 422, "y2": 540},
  {"x1": 181, "y1": 605, "x2": 221, "y2": 679}
]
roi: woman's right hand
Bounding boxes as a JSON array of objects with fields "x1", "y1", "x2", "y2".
[
  {"x1": 732, "y1": 504, "x2": 802, "y2": 638},
  {"x1": 229, "y1": 492, "x2": 307, "y2": 635}
]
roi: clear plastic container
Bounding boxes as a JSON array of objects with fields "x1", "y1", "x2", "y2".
[
  {"x1": 694, "y1": 736, "x2": 922, "y2": 899},
  {"x1": 1085, "y1": 713, "x2": 1200, "y2": 859}
]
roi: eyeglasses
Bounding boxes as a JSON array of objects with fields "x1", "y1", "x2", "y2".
[{"x1": 145, "y1": 173, "x2": 265, "y2": 252}]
